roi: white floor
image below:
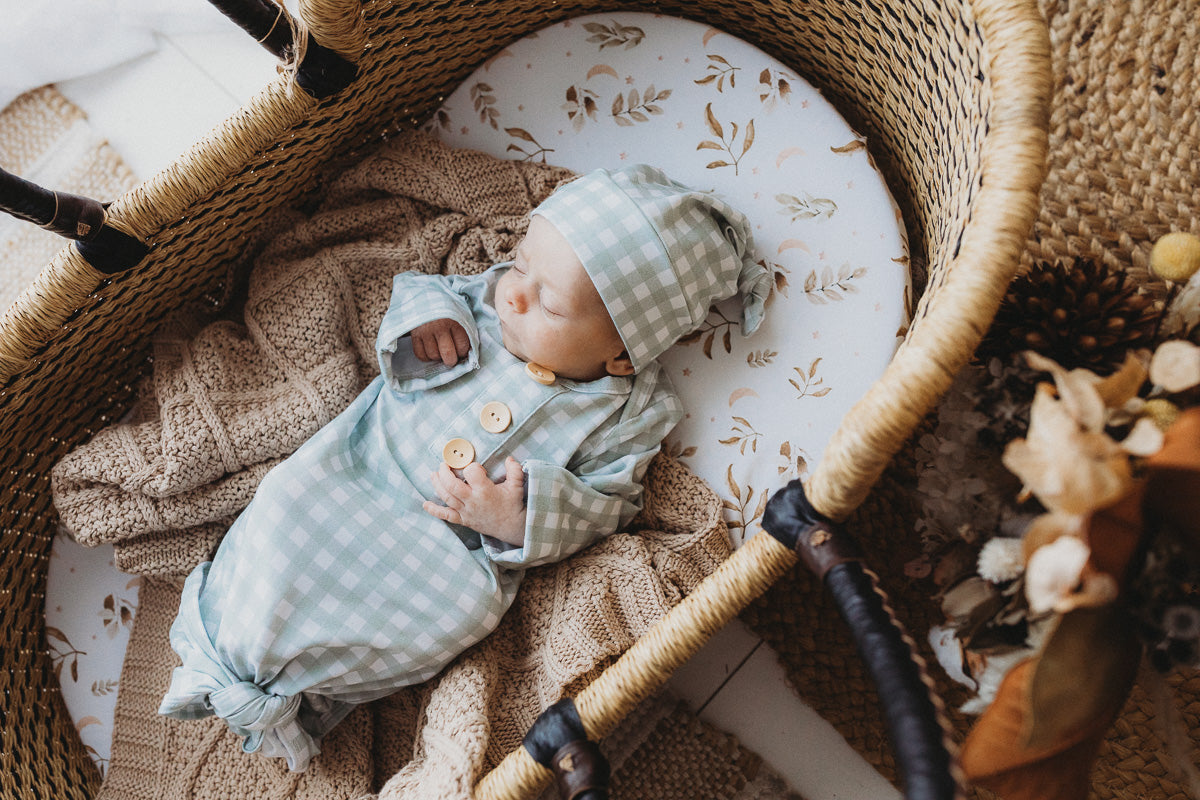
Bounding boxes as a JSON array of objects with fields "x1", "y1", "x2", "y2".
[{"x1": 52, "y1": 26, "x2": 899, "y2": 800}]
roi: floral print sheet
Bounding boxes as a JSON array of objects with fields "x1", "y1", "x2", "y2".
[{"x1": 46, "y1": 11, "x2": 909, "y2": 773}]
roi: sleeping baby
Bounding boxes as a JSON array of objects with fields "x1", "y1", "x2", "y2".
[{"x1": 158, "y1": 163, "x2": 771, "y2": 771}]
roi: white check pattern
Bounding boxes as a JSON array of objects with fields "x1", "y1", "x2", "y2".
[
  {"x1": 533, "y1": 164, "x2": 770, "y2": 373},
  {"x1": 160, "y1": 266, "x2": 682, "y2": 771}
]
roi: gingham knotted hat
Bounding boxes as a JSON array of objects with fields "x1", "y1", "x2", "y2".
[{"x1": 532, "y1": 164, "x2": 770, "y2": 373}]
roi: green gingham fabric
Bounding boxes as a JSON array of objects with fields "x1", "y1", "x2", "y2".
[
  {"x1": 533, "y1": 164, "x2": 770, "y2": 373},
  {"x1": 159, "y1": 267, "x2": 682, "y2": 771}
]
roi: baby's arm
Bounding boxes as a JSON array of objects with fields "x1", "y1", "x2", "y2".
[
  {"x1": 424, "y1": 456, "x2": 527, "y2": 545},
  {"x1": 410, "y1": 319, "x2": 470, "y2": 366}
]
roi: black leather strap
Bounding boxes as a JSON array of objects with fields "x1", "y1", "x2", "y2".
[
  {"x1": 523, "y1": 699, "x2": 611, "y2": 800},
  {"x1": 762, "y1": 479, "x2": 864, "y2": 579},
  {"x1": 763, "y1": 480, "x2": 960, "y2": 800},
  {"x1": 295, "y1": 33, "x2": 359, "y2": 99},
  {"x1": 0, "y1": 168, "x2": 147, "y2": 272}
]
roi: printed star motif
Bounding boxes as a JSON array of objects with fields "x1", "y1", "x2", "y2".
[
  {"x1": 752, "y1": 167, "x2": 761, "y2": 175},
  {"x1": 676, "y1": 121, "x2": 685, "y2": 130},
  {"x1": 460, "y1": 126, "x2": 469, "y2": 135},
  {"x1": 812, "y1": 330, "x2": 821, "y2": 340},
  {"x1": 620, "y1": 152, "x2": 628, "y2": 160},
  {"x1": 626, "y1": 75, "x2": 635, "y2": 84},
  {"x1": 682, "y1": 368, "x2": 692, "y2": 377},
  {"x1": 846, "y1": 180, "x2": 854, "y2": 189},
  {"x1": 801, "y1": 100, "x2": 810, "y2": 108},
  {"x1": 818, "y1": 251, "x2": 827, "y2": 260},
  {"x1": 874, "y1": 302, "x2": 883, "y2": 311}
]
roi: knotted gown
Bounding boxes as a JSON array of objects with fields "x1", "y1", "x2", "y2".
[{"x1": 158, "y1": 264, "x2": 683, "y2": 771}]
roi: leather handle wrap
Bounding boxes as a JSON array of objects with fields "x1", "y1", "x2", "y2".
[
  {"x1": 204, "y1": 0, "x2": 358, "y2": 98},
  {"x1": 523, "y1": 699, "x2": 611, "y2": 800},
  {"x1": 0, "y1": 167, "x2": 147, "y2": 273},
  {"x1": 763, "y1": 480, "x2": 962, "y2": 800}
]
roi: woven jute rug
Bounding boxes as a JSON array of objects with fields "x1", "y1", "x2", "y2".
[
  {"x1": 742, "y1": 1, "x2": 1200, "y2": 798},
  {"x1": 0, "y1": 86, "x2": 138, "y2": 313}
]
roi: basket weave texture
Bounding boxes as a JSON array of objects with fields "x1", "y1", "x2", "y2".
[
  {"x1": 745, "y1": 1, "x2": 1200, "y2": 798},
  {"x1": 0, "y1": 0, "x2": 1049, "y2": 797}
]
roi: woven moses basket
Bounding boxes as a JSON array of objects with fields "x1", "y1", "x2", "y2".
[{"x1": 0, "y1": 0, "x2": 1051, "y2": 797}]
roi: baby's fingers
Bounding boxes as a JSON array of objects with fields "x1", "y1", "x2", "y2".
[
  {"x1": 431, "y1": 464, "x2": 469, "y2": 505},
  {"x1": 434, "y1": 329, "x2": 461, "y2": 367},
  {"x1": 423, "y1": 500, "x2": 462, "y2": 525}
]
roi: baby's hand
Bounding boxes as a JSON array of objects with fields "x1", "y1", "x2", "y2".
[
  {"x1": 411, "y1": 319, "x2": 470, "y2": 366},
  {"x1": 424, "y1": 457, "x2": 527, "y2": 546}
]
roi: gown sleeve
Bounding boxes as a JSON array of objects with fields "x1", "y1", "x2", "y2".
[
  {"x1": 377, "y1": 271, "x2": 484, "y2": 393},
  {"x1": 483, "y1": 361, "x2": 683, "y2": 569}
]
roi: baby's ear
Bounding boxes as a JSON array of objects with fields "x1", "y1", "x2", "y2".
[{"x1": 605, "y1": 351, "x2": 635, "y2": 376}]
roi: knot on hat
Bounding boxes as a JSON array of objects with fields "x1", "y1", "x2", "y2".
[{"x1": 532, "y1": 165, "x2": 769, "y2": 373}]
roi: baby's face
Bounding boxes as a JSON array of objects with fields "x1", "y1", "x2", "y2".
[{"x1": 495, "y1": 215, "x2": 632, "y2": 381}]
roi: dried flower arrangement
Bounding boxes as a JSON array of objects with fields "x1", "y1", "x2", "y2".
[{"x1": 913, "y1": 232, "x2": 1200, "y2": 800}]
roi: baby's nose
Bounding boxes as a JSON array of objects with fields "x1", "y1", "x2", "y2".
[{"x1": 507, "y1": 285, "x2": 529, "y2": 313}]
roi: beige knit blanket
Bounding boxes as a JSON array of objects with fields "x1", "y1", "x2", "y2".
[{"x1": 51, "y1": 131, "x2": 737, "y2": 798}]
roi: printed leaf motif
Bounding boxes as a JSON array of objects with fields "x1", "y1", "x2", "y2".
[
  {"x1": 423, "y1": 108, "x2": 452, "y2": 134},
  {"x1": 46, "y1": 625, "x2": 85, "y2": 683},
  {"x1": 789, "y1": 359, "x2": 832, "y2": 399},
  {"x1": 612, "y1": 85, "x2": 672, "y2": 127},
  {"x1": 679, "y1": 307, "x2": 737, "y2": 360},
  {"x1": 770, "y1": 259, "x2": 792, "y2": 298},
  {"x1": 697, "y1": 103, "x2": 755, "y2": 175},
  {"x1": 776, "y1": 191, "x2": 838, "y2": 222},
  {"x1": 99, "y1": 591, "x2": 137, "y2": 637},
  {"x1": 722, "y1": 465, "x2": 770, "y2": 538},
  {"x1": 831, "y1": 136, "x2": 868, "y2": 154},
  {"x1": 91, "y1": 679, "x2": 120, "y2": 697},
  {"x1": 504, "y1": 127, "x2": 554, "y2": 162},
  {"x1": 802, "y1": 263, "x2": 869, "y2": 305},
  {"x1": 747, "y1": 350, "x2": 778, "y2": 368},
  {"x1": 758, "y1": 67, "x2": 795, "y2": 111},
  {"x1": 584, "y1": 20, "x2": 645, "y2": 50},
  {"x1": 470, "y1": 82, "x2": 500, "y2": 129},
  {"x1": 695, "y1": 54, "x2": 740, "y2": 92},
  {"x1": 719, "y1": 416, "x2": 762, "y2": 455},
  {"x1": 662, "y1": 438, "x2": 698, "y2": 460},
  {"x1": 563, "y1": 85, "x2": 601, "y2": 131},
  {"x1": 778, "y1": 441, "x2": 811, "y2": 478}
]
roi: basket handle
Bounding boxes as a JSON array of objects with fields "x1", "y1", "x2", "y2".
[
  {"x1": 762, "y1": 480, "x2": 963, "y2": 800},
  {"x1": 523, "y1": 699, "x2": 611, "y2": 800},
  {"x1": 0, "y1": 166, "x2": 147, "y2": 273},
  {"x1": 205, "y1": 0, "x2": 358, "y2": 98}
]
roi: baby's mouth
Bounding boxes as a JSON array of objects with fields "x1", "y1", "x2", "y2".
[{"x1": 497, "y1": 315, "x2": 524, "y2": 361}]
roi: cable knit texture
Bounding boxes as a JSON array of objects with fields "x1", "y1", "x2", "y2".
[{"x1": 50, "y1": 132, "x2": 744, "y2": 798}]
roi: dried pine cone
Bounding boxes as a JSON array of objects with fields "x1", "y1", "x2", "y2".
[{"x1": 978, "y1": 257, "x2": 1161, "y2": 374}]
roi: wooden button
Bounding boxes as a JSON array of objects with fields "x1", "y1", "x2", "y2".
[
  {"x1": 525, "y1": 362, "x2": 556, "y2": 385},
  {"x1": 480, "y1": 401, "x2": 512, "y2": 433},
  {"x1": 442, "y1": 438, "x2": 475, "y2": 469}
]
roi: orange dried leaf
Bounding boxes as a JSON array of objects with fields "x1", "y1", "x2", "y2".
[
  {"x1": 1027, "y1": 605, "x2": 1140, "y2": 751},
  {"x1": 962, "y1": 659, "x2": 1118, "y2": 800}
]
